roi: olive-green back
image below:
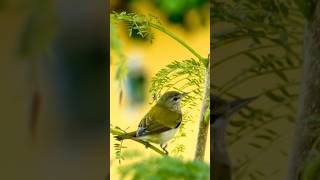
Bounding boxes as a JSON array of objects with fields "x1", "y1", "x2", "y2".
[{"x1": 138, "y1": 104, "x2": 182, "y2": 134}]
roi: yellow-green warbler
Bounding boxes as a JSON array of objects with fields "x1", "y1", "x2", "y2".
[{"x1": 116, "y1": 91, "x2": 188, "y2": 154}]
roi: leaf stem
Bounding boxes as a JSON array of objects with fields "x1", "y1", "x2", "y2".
[{"x1": 150, "y1": 24, "x2": 207, "y2": 64}]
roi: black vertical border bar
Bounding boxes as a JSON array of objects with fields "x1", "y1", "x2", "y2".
[{"x1": 106, "y1": 0, "x2": 111, "y2": 179}]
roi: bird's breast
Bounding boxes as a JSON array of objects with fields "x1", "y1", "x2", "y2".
[
  {"x1": 137, "y1": 126, "x2": 180, "y2": 145},
  {"x1": 158, "y1": 127, "x2": 179, "y2": 145}
]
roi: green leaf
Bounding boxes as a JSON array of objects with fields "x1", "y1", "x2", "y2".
[
  {"x1": 248, "y1": 142, "x2": 263, "y2": 149},
  {"x1": 265, "y1": 91, "x2": 284, "y2": 103},
  {"x1": 255, "y1": 134, "x2": 274, "y2": 142},
  {"x1": 245, "y1": 52, "x2": 261, "y2": 63}
]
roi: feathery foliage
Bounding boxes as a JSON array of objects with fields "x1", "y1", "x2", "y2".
[
  {"x1": 111, "y1": 11, "x2": 162, "y2": 43},
  {"x1": 111, "y1": 125, "x2": 128, "y2": 163}
]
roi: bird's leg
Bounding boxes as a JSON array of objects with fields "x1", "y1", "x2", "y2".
[{"x1": 160, "y1": 144, "x2": 169, "y2": 155}]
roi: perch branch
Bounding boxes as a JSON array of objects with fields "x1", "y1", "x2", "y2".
[
  {"x1": 110, "y1": 128, "x2": 166, "y2": 156},
  {"x1": 194, "y1": 56, "x2": 210, "y2": 161}
]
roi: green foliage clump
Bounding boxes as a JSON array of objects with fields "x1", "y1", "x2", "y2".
[
  {"x1": 150, "y1": 58, "x2": 205, "y2": 103},
  {"x1": 300, "y1": 151, "x2": 320, "y2": 180},
  {"x1": 111, "y1": 11, "x2": 162, "y2": 43},
  {"x1": 156, "y1": 0, "x2": 209, "y2": 24},
  {"x1": 118, "y1": 156, "x2": 210, "y2": 180}
]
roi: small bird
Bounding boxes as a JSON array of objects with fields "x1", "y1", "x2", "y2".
[
  {"x1": 211, "y1": 95, "x2": 257, "y2": 180},
  {"x1": 116, "y1": 91, "x2": 188, "y2": 154}
]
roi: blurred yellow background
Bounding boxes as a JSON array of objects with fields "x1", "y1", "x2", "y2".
[{"x1": 110, "y1": 1, "x2": 210, "y2": 179}]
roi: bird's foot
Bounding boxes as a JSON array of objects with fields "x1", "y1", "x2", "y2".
[
  {"x1": 163, "y1": 149, "x2": 169, "y2": 156},
  {"x1": 144, "y1": 142, "x2": 149, "y2": 149},
  {"x1": 161, "y1": 144, "x2": 169, "y2": 156}
]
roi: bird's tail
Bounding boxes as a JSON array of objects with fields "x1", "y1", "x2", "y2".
[{"x1": 115, "y1": 131, "x2": 137, "y2": 141}]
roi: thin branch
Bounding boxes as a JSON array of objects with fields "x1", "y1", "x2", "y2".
[{"x1": 150, "y1": 24, "x2": 206, "y2": 63}]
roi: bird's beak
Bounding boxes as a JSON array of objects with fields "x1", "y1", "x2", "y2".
[{"x1": 229, "y1": 96, "x2": 258, "y2": 113}]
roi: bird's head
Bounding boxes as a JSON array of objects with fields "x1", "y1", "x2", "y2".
[
  {"x1": 157, "y1": 91, "x2": 188, "y2": 111},
  {"x1": 212, "y1": 95, "x2": 257, "y2": 124}
]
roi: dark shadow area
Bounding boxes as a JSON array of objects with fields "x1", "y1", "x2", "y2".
[{"x1": 0, "y1": 0, "x2": 109, "y2": 179}]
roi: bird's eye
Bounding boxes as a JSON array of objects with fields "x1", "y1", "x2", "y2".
[{"x1": 173, "y1": 97, "x2": 179, "y2": 101}]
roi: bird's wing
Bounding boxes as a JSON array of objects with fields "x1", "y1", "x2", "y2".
[{"x1": 136, "y1": 105, "x2": 182, "y2": 137}]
